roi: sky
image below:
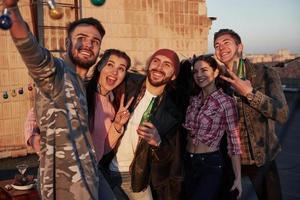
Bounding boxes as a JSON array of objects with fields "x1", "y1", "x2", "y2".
[{"x1": 206, "y1": 0, "x2": 300, "y2": 54}]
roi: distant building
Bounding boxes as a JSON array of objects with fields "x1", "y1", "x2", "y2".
[
  {"x1": 246, "y1": 49, "x2": 298, "y2": 63},
  {"x1": 246, "y1": 50, "x2": 300, "y2": 90}
]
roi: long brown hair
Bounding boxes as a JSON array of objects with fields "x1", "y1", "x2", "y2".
[{"x1": 86, "y1": 49, "x2": 131, "y2": 132}]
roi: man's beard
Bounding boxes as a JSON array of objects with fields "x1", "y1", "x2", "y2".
[
  {"x1": 68, "y1": 44, "x2": 97, "y2": 69},
  {"x1": 147, "y1": 70, "x2": 172, "y2": 87}
]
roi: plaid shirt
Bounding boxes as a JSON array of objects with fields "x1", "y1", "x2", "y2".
[{"x1": 183, "y1": 89, "x2": 241, "y2": 155}]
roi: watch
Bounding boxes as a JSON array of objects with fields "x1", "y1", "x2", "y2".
[{"x1": 245, "y1": 92, "x2": 255, "y2": 102}]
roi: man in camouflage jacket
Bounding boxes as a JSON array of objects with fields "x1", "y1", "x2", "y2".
[{"x1": 4, "y1": 0, "x2": 106, "y2": 199}]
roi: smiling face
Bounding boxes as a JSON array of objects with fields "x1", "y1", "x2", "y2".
[
  {"x1": 214, "y1": 34, "x2": 243, "y2": 67},
  {"x1": 193, "y1": 60, "x2": 219, "y2": 92},
  {"x1": 147, "y1": 55, "x2": 176, "y2": 87},
  {"x1": 98, "y1": 54, "x2": 128, "y2": 95},
  {"x1": 67, "y1": 24, "x2": 102, "y2": 69}
]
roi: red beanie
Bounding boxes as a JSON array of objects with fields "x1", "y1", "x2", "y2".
[{"x1": 150, "y1": 49, "x2": 180, "y2": 77}]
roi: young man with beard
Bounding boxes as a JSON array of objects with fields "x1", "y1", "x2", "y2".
[
  {"x1": 213, "y1": 29, "x2": 288, "y2": 200},
  {"x1": 101, "y1": 49, "x2": 183, "y2": 200},
  {"x1": 4, "y1": 0, "x2": 105, "y2": 199}
]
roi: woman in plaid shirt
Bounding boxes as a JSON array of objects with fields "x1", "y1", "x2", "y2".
[{"x1": 182, "y1": 55, "x2": 242, "y2": 200}]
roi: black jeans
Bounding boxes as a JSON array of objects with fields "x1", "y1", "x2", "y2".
[
  {"x1": 183, "y1": 151, "x2": 223, "y2": 200},
  {"x1": 242, "y1": 160, "x2": 282, "y2": 200}
]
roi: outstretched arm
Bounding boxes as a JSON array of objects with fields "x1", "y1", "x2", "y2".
[
  {"x1": 3, "y1": 0, "x2": 29, "y2": 39},
  {"x1": 4, "y1": 0, "x2": 58, "y2": 96}
]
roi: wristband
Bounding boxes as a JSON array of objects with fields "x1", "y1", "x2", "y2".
[
  {"x1": 113, "y1": 122, "x2": 122, "y2": 133},
  {"x1": 156, "y1": 139, "x2": 161, "y2": 147}
]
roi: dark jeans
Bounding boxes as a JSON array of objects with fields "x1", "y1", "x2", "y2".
[
  {"x1": 98, "y1": 166, "x2": 129, "y2": 200},
  {"x1": 183, "y1": 151, "x2": 223, "y2": 200},
  {"x1": 242, "y1": 160, "x2": 282, "y2": 200},
  {"x1": 98, "y1": 170, "x2": 118, "y2": 200}
]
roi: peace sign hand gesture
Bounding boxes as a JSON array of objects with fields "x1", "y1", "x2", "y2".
[
  {"x1": 220, "y1": 70, "x2": 253, "y2": 96},
  {"x1": 113, "y1": 94, "x2": 134, "y2": 132}
]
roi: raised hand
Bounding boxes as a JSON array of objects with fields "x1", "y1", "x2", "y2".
[
  {"x1": 113, "y1": 94, "x2": 134, "y2": 132},
  {"x1": 2, "y1": 0, "x2": 19, "y2": 8},
  {"x1": 220, "y1": 69, "x2": 253, "y2": 96},
  {"x1": 137, "y1": 121, "x2": 161, "y2": 147}
]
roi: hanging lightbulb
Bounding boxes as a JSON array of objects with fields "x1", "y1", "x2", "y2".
[
  {"x1": 3, "y1": 91, "x2": 9, "y2": 99},
  {"x1": 47, "y1": 0, "x2": 63, "y2": 20},
  {"x1": 11, "y1": 89, "x2": 17, "y2": 97},
  {"x1": 28, "y1": 84, "x2": 33, "y2": 91},
  {"x1": 91, "y1": 0, "x2": 106, "y2": 6},
  {"x1": 0, "y1": 8, "x2": 12, "y2": 30},
  {"x1": 18, "y1": 87, "x2": 24, "y2": 95}
]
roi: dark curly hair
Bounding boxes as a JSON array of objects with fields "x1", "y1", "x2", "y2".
[
  {"x1": 67, "y1": 17, "x2": 106, "y2": 38},
  {"x1": 86, "y1": 49, "x2": 131, "y2": 132}
]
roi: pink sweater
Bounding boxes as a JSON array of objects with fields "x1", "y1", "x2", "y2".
[{"x1": 91, "y1": 94, "x2": 116, "y2": 162}]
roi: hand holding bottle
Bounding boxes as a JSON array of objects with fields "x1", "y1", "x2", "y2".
[{"x1": 137, "y1": 121, "x2": 161, "y2": 147}]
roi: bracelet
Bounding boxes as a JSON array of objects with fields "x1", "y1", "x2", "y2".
[
  {"x1": 113, "y1": 122, "x2": 122, "y2": 133},
  {"x1": 157, "y1": 139, "x2": 162, "y2": 147},
  {"x1": 152, "y1": 139, "x2": 161, "y2": 149}
]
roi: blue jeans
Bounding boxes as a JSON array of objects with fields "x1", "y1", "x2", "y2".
[{"x1": 184, "y1": 151, "x2": 223, "y2": 200}]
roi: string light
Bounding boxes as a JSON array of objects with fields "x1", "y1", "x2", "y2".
[
  {"x1": 11, "y1": 89, "x2": 17, "y2": 97},
  {"x1": 1, "y1": 84, "x2": 35, "y2": 100},
  {"x1": 3, "y1": 91, "x2": 8, "y2": 99},
  {"x1": 47, "y1": 0, "x2": 63, "y2": 20},
  {"x1": 18, "y1": 87, "x2": 24, "y2": 95},
  {"x1": 0, "y1": 1, "x2": 66, "y2": 22},
  {"x1": 91, "y1": 0, "x2": 106, "y2": 6},
  {"x1": 28, "y1": 84, "x2": 33, "y2": 91},
  {"x1": 0, "y1": 8, "x2": 12, "y2": 30}
]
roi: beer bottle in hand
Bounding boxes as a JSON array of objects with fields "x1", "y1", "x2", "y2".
[
  {"x1": 139, "y1": 97, "x2": 157, "y2": 125},
  {"x1": 237, "y1": 58, "x2": 246, "y2": 80}
]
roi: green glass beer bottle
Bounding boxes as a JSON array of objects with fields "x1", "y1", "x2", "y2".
[
  {"x1": 139, "y1": 97, "x2": 157, "y2": 125},
  {"x1": 237, "y1": 58, "x2": 246, "y2": 80}
]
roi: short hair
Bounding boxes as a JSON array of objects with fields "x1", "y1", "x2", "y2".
[
  {"x1": 213, "y1": 29, "x2": 241, "y2": 45},
  {"x1": 67, "y1": 17, "x2": 106, "y2": 38}
]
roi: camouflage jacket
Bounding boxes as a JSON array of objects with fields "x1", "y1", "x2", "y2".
[
  {"x1": 14, "y1": 33, "x2": 99, "y2": 200},
  {"x1": 232, "y1": 59, "x2": 288, "y2": 167}
]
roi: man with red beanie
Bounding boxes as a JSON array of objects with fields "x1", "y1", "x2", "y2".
[{"x1": 100, "y1": 49, "x2": 183, "y2": 200}]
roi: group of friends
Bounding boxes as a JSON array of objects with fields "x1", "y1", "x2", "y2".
[{"x1": 3, "y1": 0, "x2": 289, "y2": 199}]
